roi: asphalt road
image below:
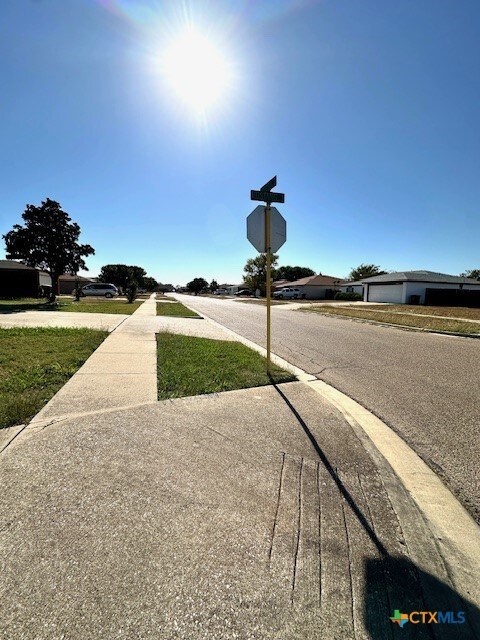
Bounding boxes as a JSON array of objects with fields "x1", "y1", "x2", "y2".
[{"x1": 173, "y1": 294, "x2": 480, "y2": 524}]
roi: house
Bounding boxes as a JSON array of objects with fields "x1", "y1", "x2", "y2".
[
  {"x1": 339, "y1": 280, "x2": 365, "y2": 297},
  {"x1": 275, "y1": 274, "x2": 346, "y2": 300},
  {"x1": 58, "y1": 274, "x2": 94, "y2": 295},
  {"x1": 0, "y1": 260, "x2": 51, "y2": 298},
  {"x1": 272, "y1": 279, "x2": 290, "y2": 288},
  {"x1": 219, "y1": 283, "x2": 241, "y2": 295},
  {"x1": 360, "y1": 270, "x2": 480, "y2": 305}
]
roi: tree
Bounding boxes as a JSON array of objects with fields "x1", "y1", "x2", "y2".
[
  {"x1": 243, "y1": 253, "x2": 279, "y2": 296},
  {"x1": 348, "y1": 263, "x2": 387, "y2": 281},
  {"x1": 461, "y1": 269, "x2": 480, "y2": 280},
  {"x1": 3, "y1": 198, "x2": 94, "y2": 302},
  {"x1": 143, "y1": 276, "x2": 158, "y2": 291},
  {"x1": 209, "y1": 279, "x2": 219, "y2": 293},
  {"x1": 99, "y1": 264, "x2": 147, "y2": 292},
  {"x1": 275, "y1": 265, "x2": 315, "y2": 282},
  {"x1": 187, "y1": 277, "x2": 208, "y2": 295}
]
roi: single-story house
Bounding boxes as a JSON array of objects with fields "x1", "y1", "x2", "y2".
[
  {"x1": 272, "y1": 279, "x2": 290, "y2": 288},
  {"x1": 219, "y1": 283, "x2": 241, "y2": 295},
  {"x1": 0, "y1": 260, "x2": 51, "y2": 298},
  {"x1": 58, "y1": 274, "x2": 94, "y2": 295},
  {"x1": 276, "y1": 274, "x2": 346, "y2": 300},
  {"x1": 361, "y1": 270, "x2": 480, "y2": 305},
  {"x1": 339, "y1": 281, "x2": 365, "y2": 297}
]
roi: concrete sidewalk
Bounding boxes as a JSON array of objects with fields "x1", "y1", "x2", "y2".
[
  {"x1": 0, "y1": 310, "x2": 126, "y2": 331},
  {"x1": 1, "y1": 298, "x2": 479, "y2": 639}
]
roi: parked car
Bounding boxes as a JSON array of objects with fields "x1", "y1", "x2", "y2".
[
  {"x1": 81, "y1": 283, "x2": 119, "y2": 298},
  {"x1": 273, "y1": 287, "x2": 305, "y2": 300},
  {"x1": 234, "y1": 289, "x2": 252, "y2": 296},
  {"x1": 214, "y1": 288, "x2": 228, "y2": 295}
]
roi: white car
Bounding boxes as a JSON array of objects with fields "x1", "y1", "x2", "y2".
[
  {"x1": 81, "y1": 283, "x2": 119, "y2": 298},
  {"x1": 214, "y1": 289, "x2": 228, "y2": 295},
  {"x1": 273, "y1": 287, "x2": 305, "y2": 300}
]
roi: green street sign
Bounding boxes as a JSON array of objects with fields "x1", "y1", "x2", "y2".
[{"x1": 250, "y1": 190, "x2": 285, "y2": 203}]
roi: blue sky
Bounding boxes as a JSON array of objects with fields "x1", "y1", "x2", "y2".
[{"x1": 1, "y1": 0, "x2": 479, "y2": 285}]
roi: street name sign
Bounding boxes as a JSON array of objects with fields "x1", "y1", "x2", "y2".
[
  {"x1": 247, "y1": 205, "x2": 286, "y2": 253},
  {"x1": 261, "y1": 176, "x2": 277, "y2": 192},
  {"x1": 250, "y1": 190, "x2": 285, "y2": 204}
]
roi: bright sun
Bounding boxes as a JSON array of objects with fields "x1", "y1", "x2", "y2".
[{"x1": 162, "y1": 28, "x2": 232, "y2": 115}]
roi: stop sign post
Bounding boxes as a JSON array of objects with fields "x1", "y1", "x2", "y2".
[{"x1": 247, "y1": 177, "x2": 286, "y2": 372}]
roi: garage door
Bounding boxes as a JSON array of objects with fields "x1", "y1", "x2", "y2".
[{"x1": 368, "y1": 284, "x2": 403, "y2": 303}]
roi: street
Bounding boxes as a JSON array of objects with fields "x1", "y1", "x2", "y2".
[{"x1": 173, "y1": 294, "x2": 480, "y2": 523}]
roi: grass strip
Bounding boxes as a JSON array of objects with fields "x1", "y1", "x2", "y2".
[
  {"x1": 156, "y1": 302, "x2": 200, "y2": 317},
  {"x1": 157, "y1": 332, "x2": 295, "y2": 399},
  {"x1": 0, "y1": 299, "x2": 141, "y2": 315},
  {"x1": 304, "y1": 305, "x2": 480, "y2": 334},
  {"x1": 236, "y1": 299, "x2": 287, "y2": 306},
  {"x1": 0, "y1": 327, "x2": 108, "y2": 429},
  {"x1": 357, "y1": 304, "x2": 480, "y2": 321}
]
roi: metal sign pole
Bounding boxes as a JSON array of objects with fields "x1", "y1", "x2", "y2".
[
  {"x1": 265, "y1": 202, "x2": 271, "y2": 374},
  {"x1": 248, "y1": 176, "x2": 286, "y2": 376}
]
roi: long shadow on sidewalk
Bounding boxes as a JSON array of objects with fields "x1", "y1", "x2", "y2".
[{"x1": 271, "y1": 380, "x2": 480, "y2": 639}]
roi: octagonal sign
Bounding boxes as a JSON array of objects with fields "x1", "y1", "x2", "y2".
[{"x1": 247, "y1": 205, "x2": 286, "y2": 253}]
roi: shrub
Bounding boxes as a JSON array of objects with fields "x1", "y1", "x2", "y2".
[
  {"x1": 126, "y1": 281, "x2": 138, "y2": 303},
  {"x1": 334, "y1": 291, "x2": 363, "y2": 301}
]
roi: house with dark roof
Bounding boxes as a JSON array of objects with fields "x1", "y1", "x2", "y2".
[
  {"x1": 339, "y1": 280, "x2": 365, "y2": 297},
  {"x1": 360, "y1": 270, "x2": 480, "y2": 305},
  {"x1": 58, "y1": 274, "x2": 94, "y2": 295},
  {"x1": 0, "y1": 260, "x2": 51, "y2": 298},
  {"x1": 275, "y1": 274, "x2": 346, "y2": 300}
]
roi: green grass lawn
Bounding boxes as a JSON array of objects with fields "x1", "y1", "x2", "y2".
[
  {"x1": 0, "y1": 327, "x2": 108, "y2": 429},
  {"x1": 360, "y1": 304, "x2": 480, "y2": 321},
  {"x1": 157, "y1": 333, "x2": 296, "y2": 399},
  {"x1": 304, "y1": 305, "x2": 480, "y2": 334},
  {"x1": 0, "y1": 298, "x2": 141, "y2": 314},
  {"x1": 156, "y1": 302, "x2": 200, "y2": 317}
]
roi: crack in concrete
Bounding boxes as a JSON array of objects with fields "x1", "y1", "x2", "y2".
[{"x1": 269, "y1": 452, "x2": 286, "y2": 566}]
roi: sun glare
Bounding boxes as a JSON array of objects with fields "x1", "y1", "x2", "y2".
[{"x1": 162, "y1": 28, "x2": 232, "y2": 115}]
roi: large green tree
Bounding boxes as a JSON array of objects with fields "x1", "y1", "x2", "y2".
[
  {"x1": 348, "y1": 263, "x2": 386, "y2": 281},
  {"x1": 187, "y1": 277, "x2": 208, "y2": 295},
  {"x1": 243, "y1": 253, "x2": 279, "y2": 296},
  {"x1": 99, "y1": 264, "x2": 147, "y2": 292},
  {"x1": 276, "y1": 265, "x2": 315, "y2": 282},
  {"x1": 461, "y1": 269, "x2": 480, "y2": 280},
  {"x1": 143, "y1": 276, "x2": 158, "y2": 291},
  {"x1": 209, "y1": 279, "x2": 219, "y2": 293},
  {"x1": 3, "y1": 198, "x2": 94, "y2": 302}
]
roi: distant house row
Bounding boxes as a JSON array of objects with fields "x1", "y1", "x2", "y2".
[
  {"x1": 270, "y1": 270, "x2": 480, "y2": 305},
  {"x1": 0, "y1": 260, "x2": 95, "y2": 297},
  {"x1": 197, "y1": 270, "x2": 480, "y2": 306}
]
